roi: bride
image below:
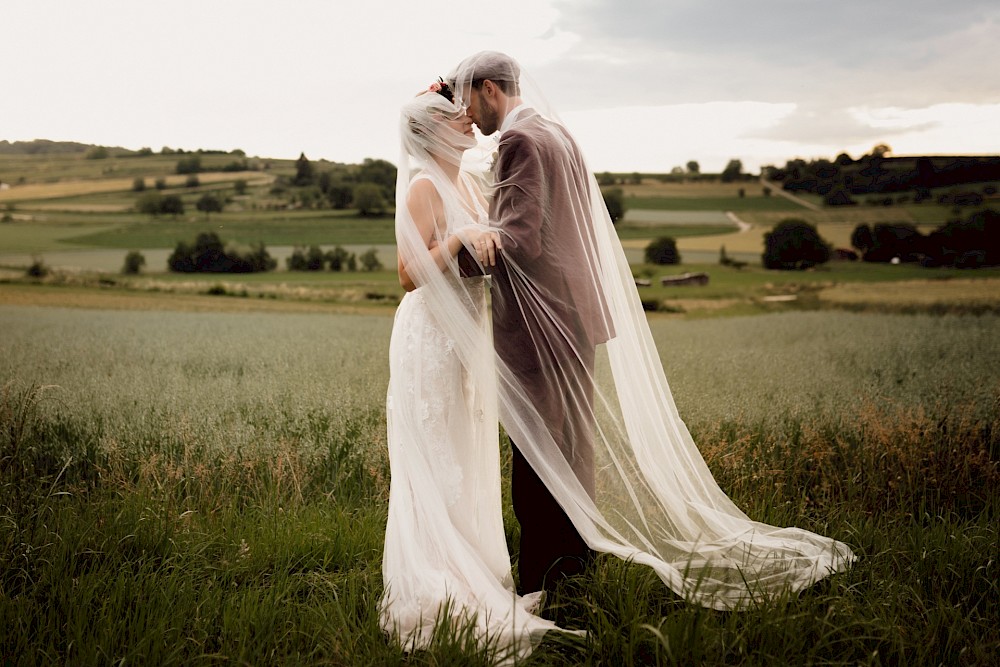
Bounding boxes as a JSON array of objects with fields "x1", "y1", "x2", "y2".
[
  {"x1": 380, "y1": 81, "x2": 560, "y2": 660},
  {"x1": 381, "y1": 54, "x2": 854, "y2": 662}
]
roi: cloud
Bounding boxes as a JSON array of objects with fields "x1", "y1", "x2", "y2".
[{"x1": 544, "y1": 0, "x2": 1000, "y2": 108}]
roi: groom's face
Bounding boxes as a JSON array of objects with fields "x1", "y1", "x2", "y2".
[{"x1": 467, "y1": 85, "x2": 500, "y2": 136}]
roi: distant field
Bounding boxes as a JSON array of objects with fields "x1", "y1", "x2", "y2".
[
  {"x1": 613, "y1": 223, "x2": 735, "y2": 241},
  {"x1": 68, "y1": 213, "x2": 396, "y2": 248},
  {"x1": 0, "y1": 222, "x2": 121, "y2": 253},
  {"x1": 0, "y1": 151, "x2": 294, "y2": 185},
  {"x1": 626, "y1": 195, "x2": 800, "y2": 212},
  {"x1": 0, "y1": 171, "x2": 270, "y2": 203},
  {"x1": 819, "y1": 277, "x2": 1000, "y2": 311}
]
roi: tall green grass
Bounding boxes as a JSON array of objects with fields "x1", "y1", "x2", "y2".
[{"x1": 2, "y1": 306, "x2": 998, "y2": 665}]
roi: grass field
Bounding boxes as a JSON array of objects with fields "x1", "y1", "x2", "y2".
[{"x1": 2, "y1": 305, "x2": 998, "y2": 665}]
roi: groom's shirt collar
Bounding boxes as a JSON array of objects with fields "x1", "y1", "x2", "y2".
[{"x1": 498, "y1": 103, "x2": 530, "y2": 135}]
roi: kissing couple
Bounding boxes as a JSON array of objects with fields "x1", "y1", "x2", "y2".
[{"x1": 379, "y1": 51, "x2": 854, "y2": 662}]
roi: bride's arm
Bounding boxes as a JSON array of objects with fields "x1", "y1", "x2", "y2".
[{"x1": 397, "y1": 180, "x2": 465, "y2": 292}]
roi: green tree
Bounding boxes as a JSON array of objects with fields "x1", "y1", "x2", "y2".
[
  {"x1": 136, "y1": 192, "x2": 164, "y2": 216},
  {"x1": 233, "y1": 179, "x2": 247, "y2": 195},
  {"x1": 160, "y1": 194, "x2": 185, "y2": 217},
  {"x1": 357, "y1": 158, "x2": 397, "y2": 196},
  {"x1": 850, "y1": 224, "x2": 874, "y2": 253},
  {"x1": 185, "y1": 175, "x2": 200, "y2": 188},
  {"x1": 353, "y1": 183, "x2": 386, "y2": 216},
  {"x1": 645, "y1": 237, "x2": 681, "y2": 265},
  {"x1": 762, "y1": 219, "x2": 831, "y2": 270},
  {"x1": 85, "y1": 146, "x2": 109, "y2": 160},
  {"x1": 26, "y1": 256, "x2": 49, "y2": 278},
  {"x1": 597, "y1": 172, "x2": 616, "y2": 186},
  {"x1": 121, "y1": 250, "x2": 146, "y2": 275},
  {"x1": 325, "y1": 246, "x2": 351, "y2": 271},
  {"x1": 154, "y1": 177, "x2": 167, "y2": 190},
  {"x1": 293, "y1": 152, "x2": 314, "y2": 186},
  {"x1": 327, "y1": 184, "x2": 353, "y2": 209},
  {"x1": 287, "y1": 245, "x2": 326, "y2": 271},
  {"x1": 196, "y1": 193, "x2": 224, "y2": 219},
  {"x1": 132, "y1": 177, "x2": 146, "y2": 192},
  {"x1": 602, "y1": 187, "x2": 627, "y2": 223},
  {"x1": 359, "y1": 247, "x2": 383, "y2": 272},
  {"x1": 686, "y1": 160, "x2": 700, "y2": 174},
  {"x1": 175, "y1": 156, "x2": 202, "y2": 174},
  {"x1": 721, "y1": 159, "x2": 743, "y2": 183}
]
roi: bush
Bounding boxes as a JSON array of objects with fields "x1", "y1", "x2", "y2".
[
  {"x1": 137, "y1": 192, "x2": 184, "y2": 217},
  {"x1": 132, "y1": 177, "x2": 146, "y2": 192},
  {"x1": 359, "y1": 247, "x2": 383, "y2": 272},
  {"x1": 923, "y1": 209, "x2": 1000, "y2": 267},
  {"x1": 160, "y1": 194, "x2": 184, "y2": 217},
  {"x1": 353, "y1": 183, "x2": 386, "y2": 216},
  {"x1": 762, "y1": 219, "x2": 831, "y2": 270},
  {"x1": 176, "y1": 156, "x2": 202, "y2": 174},
  {"x1": 645, "y1": 237, "x2": 681, "y2": 265},
  {"x1": 287, "y1": 245, "x2": 326, "y2": 271},
  {"x1": 326, "y1": 246, "x2": 351, "y2": 271},
  {"x1": 185, "y1": 175, "x2": 200, "y2": 188},
  {"x1": 602, "y1": 187, "x2": 626, "y2": 223},
  {"x1": 327, "y1": 184, "x2": 354, "y2": 210},
  {"x1": 154, "y1": 177, "x2": 167, "y2": 190},
  {"x1": 233, "y1": 179, "x2": 247, "y2": 195},
  {"x1": 196, "y1": 193, "x2": 223, "y2": 218},
  {"x1": 136, "y1": 192, "x2": 163, "y2": 216},
  {"x1": 25, "y1": 256, "x2": 48, "y2": 278},
  {"x1": 864, "y1": 223, "x2": 924, "y2": 263},
  {"x1": 121, "y1": 250, "x2": 146, "y2": 275},
  {"x1": 168, "y1": 232, "x2": 275, "y2": 273}
]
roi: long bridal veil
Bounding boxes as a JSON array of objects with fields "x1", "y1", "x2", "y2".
[{"x1": 444, "y1": 51, "x2": 855, "y2": 610}]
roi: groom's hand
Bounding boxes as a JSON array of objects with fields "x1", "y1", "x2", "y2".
[{"x1": 473, "y1": 231, "x2": 502, "y2": 268}]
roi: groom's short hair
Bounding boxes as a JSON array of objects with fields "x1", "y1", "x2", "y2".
[{"x1": 454, "y1": 51, "x2": 521, "y2": 97}]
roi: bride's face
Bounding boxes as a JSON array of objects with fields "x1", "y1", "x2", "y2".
[{"x1": 440, "y1": 110, "x2": 476, "y2": 150}]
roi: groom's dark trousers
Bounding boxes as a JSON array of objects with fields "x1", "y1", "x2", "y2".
[{"x1": 508, "y1": 345, "x2": 596, "y2": 595}]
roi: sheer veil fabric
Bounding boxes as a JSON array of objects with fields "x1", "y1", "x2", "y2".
[
  {"x1": 381, "y1": 52, "x2": 854, "y2": 657},
  {"x1": 380, "y1": 87, "x2": 566, "y2": 661}
]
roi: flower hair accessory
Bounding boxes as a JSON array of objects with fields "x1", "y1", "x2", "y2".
[{"x1": 428, "y1": 77, "x2": 455, "y2": 103}]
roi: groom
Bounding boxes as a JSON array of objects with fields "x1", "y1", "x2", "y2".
[{"x1": 450, "y1": 52, "x2": 613, "y2": 595}]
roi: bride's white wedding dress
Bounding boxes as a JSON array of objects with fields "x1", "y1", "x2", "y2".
[{"x1": 380, "y1": 173, "x2": 562, "y2": 661}]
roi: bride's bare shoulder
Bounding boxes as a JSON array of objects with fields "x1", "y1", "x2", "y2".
[{"x1": 406, "y1": 176, "x2": 444, "y2": 222}]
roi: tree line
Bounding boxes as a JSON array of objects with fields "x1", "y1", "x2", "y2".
[{"x1": 764, "y1": 147, "x2": 1000, "y2": 206}]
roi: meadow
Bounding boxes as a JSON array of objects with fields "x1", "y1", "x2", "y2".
[
  {"x1": 2, "y1": 150, "x2": 999, "y2": 664},
  {"x1": 2, "y1": 305, "x2": 999, "y2": 666}
]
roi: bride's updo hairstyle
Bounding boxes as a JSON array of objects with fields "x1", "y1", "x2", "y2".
[{"x1": 400, "y1": 81, "x2": 471, "y2": 169}]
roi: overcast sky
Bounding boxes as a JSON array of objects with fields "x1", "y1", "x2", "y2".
[{"x1": 3, "y1": 0, "x2": 998, "y2": 173}]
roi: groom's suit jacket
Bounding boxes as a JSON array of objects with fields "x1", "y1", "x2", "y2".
[{"x1": 488, "y1": 110, "x2": 613, "y2": 375}]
